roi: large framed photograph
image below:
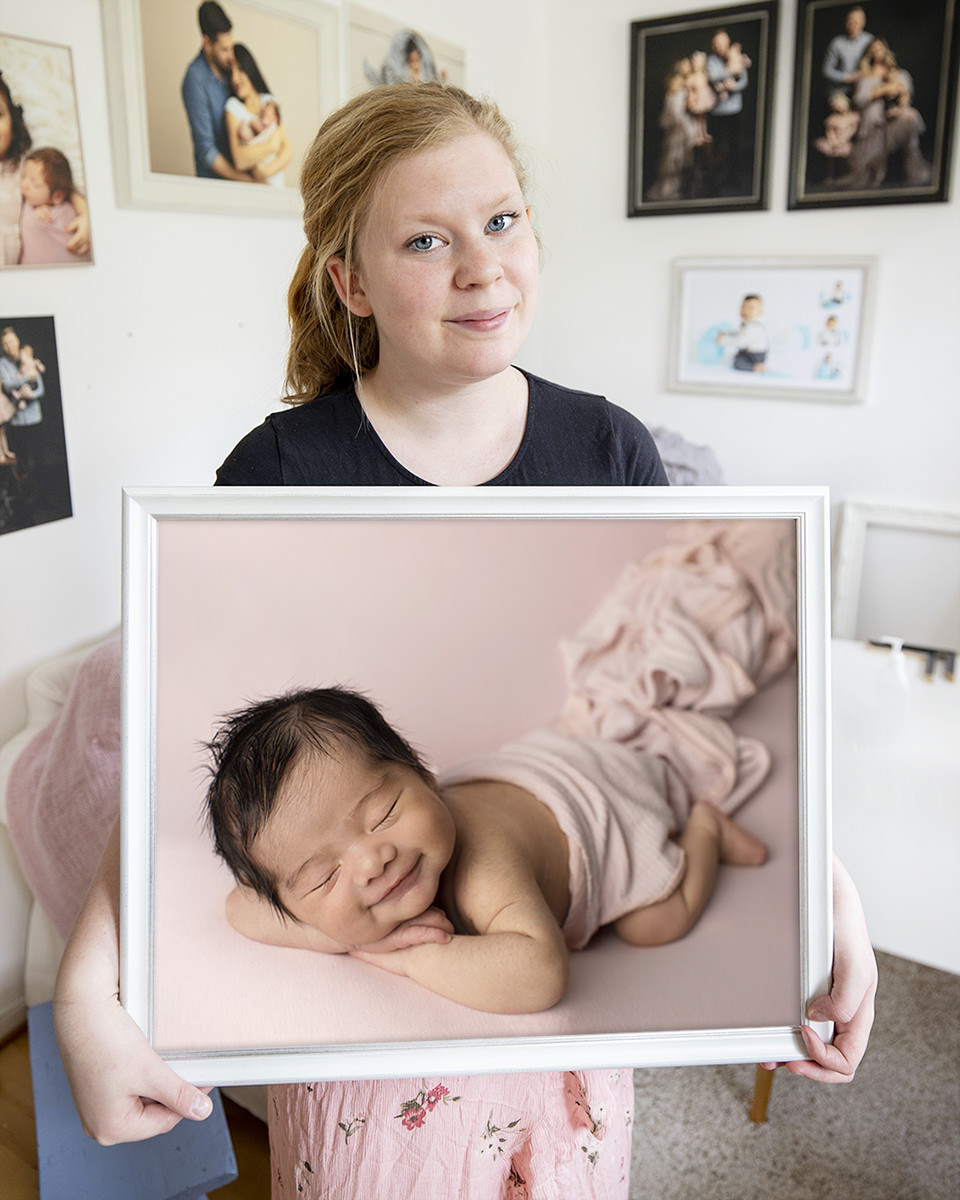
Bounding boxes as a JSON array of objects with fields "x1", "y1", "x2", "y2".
[
  {"x1": 788, "y1": 0, "x2": 959, "y2": 210},
  {"x1": 0, "y1": 34, "x2": 93, "y2": 268},
  {"x1": 99, "y1": 0, "x2": 339, "y2": 216},
  {"x1": 668, "y1": 257, "x2": 875, "y2": 403},
  {"x1": 628, "y1": 2, "x2": 779, "y2": 217},
  {"x1": 121, "y1": 487, "x2": 832, "y2": 1086}
]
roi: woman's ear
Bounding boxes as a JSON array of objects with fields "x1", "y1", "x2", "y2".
[{"x1": 326, "y1": 257, "x2": 374, "y2": 318}]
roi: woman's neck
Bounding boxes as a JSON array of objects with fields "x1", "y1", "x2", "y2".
[{"x1": 355, "y1": 365, "x2": 529, "y2": 486}]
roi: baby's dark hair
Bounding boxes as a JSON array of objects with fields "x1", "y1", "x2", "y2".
[
  {"x1": 24, "y1": 147, "x2": 74, "y2": 203},
  {"x1": 203, "y1": 685, "x2": 433, "y2": 921}
]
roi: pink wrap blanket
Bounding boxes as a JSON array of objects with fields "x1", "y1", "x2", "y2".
[
  {"x1": 6, "y1": 632, "x2": 122, "y2": 941},
  {"x1": 558, "y1": 519, "x2": 796, "y2": 808}
]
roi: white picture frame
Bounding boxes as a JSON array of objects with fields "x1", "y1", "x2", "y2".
[
  {"x1": 668, "y1": 257, "x2": 876, "y2": 403},
  {"x1": 832, "y1": 498, "x2": 960, "y2": 646},
  {"x1": 121, "y1": 486, "x2": 833, "y2": 1086},
  {"x1": 99, "y1": 0, "x2": 339, "y2": 216},
  {"x1": 348, "y1": 3, "x2": 466, "y2": 97}
]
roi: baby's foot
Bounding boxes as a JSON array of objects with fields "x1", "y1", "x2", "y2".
[{"x1": 689, "y1": 801, "x2": 767, "y2": 865}]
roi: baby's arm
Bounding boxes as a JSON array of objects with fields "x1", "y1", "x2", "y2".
[
  {"x1": 350, "y1": 860, "x2": 569, "y2": 1014},
  {"x1": 615, "y1": 802, "x2": 766, "y2": 946},
  {"x1": 225, "y1": 885, "x2": 454, "y2": 954},
  {"x1": 226, "y1": 884, "x2": 349, "y2": 952}
]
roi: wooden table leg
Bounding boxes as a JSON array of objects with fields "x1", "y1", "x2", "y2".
[{"x1": 748, "y1": 1064, "x2": 774, "y2": 1123}]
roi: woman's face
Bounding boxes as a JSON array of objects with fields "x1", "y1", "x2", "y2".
[
  {"x1": 230, "y1": 64, "x2": 253, "y2": 101},
  {"x1": 0, "y1": 94, "x2": 13, "y2": 160},
  {"x1": 331, "y1": 131, "x2": 540, "y2": 392},
  {"x1": 867, "y1": 39, "x2": 886, "y2": 65}
]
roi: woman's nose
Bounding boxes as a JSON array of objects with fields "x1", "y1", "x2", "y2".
[{"x1": 454, "y1": 238, "x2": 503, "y2": 289}]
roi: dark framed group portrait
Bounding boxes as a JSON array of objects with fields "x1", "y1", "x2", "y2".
[
  {"x1": 788, "y1": 0, "x2": 959, "y2": 209},
  {"x1": 628, "y1": 2, "x2": 780, "y2": 216}
]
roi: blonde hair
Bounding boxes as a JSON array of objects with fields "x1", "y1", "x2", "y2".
[{"x1": 285, "y1": 82, "x2": 528, "y2": 404}]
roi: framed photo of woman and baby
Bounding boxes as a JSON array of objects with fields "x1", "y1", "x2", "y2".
[
  {"x1": 100, "y1": 0, "x2": 339, "y2": 216},
  {"x1": 120, "y1": 486, "x2": 833, "y2": 1086}
]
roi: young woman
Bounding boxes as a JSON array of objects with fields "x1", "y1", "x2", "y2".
[
  {"x1": 224, "y1": 44, "x2": 292, "y2": 186},
  {"x1": 54, "y1": 83, "x2": 877, "y2": 1198}
]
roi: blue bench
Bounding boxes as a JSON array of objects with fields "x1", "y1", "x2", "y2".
[{"x1": 28, "y1": 1002, "x2": 237, "y2": 1200}]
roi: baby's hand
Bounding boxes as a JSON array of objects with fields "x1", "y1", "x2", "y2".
[{"x1": 350, "y1": 907, "x2": 454, "y2": 954}]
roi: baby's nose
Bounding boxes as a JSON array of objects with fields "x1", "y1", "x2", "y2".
[{"x1": 353, "y1": 838, "x2": 396, "y2": 885}]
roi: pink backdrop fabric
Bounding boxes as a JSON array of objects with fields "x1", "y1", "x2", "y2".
[{"x1": 151, "y1": 517, "x2": 800, "y2": 1052}]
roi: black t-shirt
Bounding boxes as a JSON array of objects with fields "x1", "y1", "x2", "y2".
[{"x1": 215, "y1": 372, "x2": 668, "y2": 487}]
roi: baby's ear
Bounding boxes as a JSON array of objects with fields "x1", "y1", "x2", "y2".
[
  {"x1": 51, "y1": 191, "x2": 67, "y2": 206},
  {"x1": 326, "y1": 257, "x2": 374, "y2": 318}
]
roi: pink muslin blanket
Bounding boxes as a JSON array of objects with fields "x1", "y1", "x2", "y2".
[
  {"x1": 6, "y1": 632, "x2": 122, "y2": 940},
  {"x1": 558, "y1": 518, "x2": 796, "y2": 807}
]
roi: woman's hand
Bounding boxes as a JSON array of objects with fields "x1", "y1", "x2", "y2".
[
  {"x1": 65, "y1": 199, "x2": 91, "y2": 257},
  {"x1": 762, "y1": 856, "x2": 878, "y2": 1082},
  {"x1": 54, "y1": 987, "x2": 213, "y2": 1145},
  {"x1": 53, "y1": 822, "x2": 213, "y2": 1144}
]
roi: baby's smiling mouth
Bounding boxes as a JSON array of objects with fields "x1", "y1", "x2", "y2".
[{"x1": 376, "y1": 857, "x2": 423, "y2": 905}]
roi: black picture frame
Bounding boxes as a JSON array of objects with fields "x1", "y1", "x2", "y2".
[
  {"x1": 788, "y1": 0, "x2": 959, "y2": 209},
  {"x1": 628, "y1": 2, "x2": 780, "y2": 217},
  {"x1": 0, "y1": 316, "x2": 73, "y2": 537}
]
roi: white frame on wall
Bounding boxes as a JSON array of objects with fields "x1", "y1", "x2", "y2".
[
  {"x1": 121, "y1": 485, "x2": 833, "y2": 1087},
  {"x1": 99, "y1": 0, "x2": 338, "y2": 216},
  {"x1": 832, "y1": 499, "x2": 960, "y2": 640},
  {"x1": 668, "y1": 257, "x2": 876, "y2": 404}
]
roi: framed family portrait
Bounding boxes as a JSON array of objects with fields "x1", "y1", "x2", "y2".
[
  {"x1": 348, "y1": 4, "x2": 466, "y2": 97},
  {"x1": 99, "y1": 0, "x2": 339, "y2": 216},
  {"x1": 628, "y1": 2, "x2": 779, "y2": 217},
  {"x1": 788, "y1": 0, "x2": 959, "y2": 209},
  {"x1": 668, "y1": 257, "x2": 876, "y2": 403},
  {"x1": 0, "y1": 34, "x2": 93, "y2": 268},
  {"x1": 0, "y1": 315, "x2": 73, "y2": 535},
  {"x1": 121, "y1": 486, "x2": 833, "y2": 1086}
]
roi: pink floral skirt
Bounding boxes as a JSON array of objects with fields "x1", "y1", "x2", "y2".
[{"x1": 268, "y1": 1069, "x2": 633, "y2": 1199}]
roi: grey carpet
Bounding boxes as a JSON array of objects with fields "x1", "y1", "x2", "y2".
[{"x1": 629, "y1": 951, "x2": 960, "y2": 1199}]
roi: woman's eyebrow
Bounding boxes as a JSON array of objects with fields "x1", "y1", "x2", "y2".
[{"x1": 402, "y1": 191, "x2": 521, "y2": 225}]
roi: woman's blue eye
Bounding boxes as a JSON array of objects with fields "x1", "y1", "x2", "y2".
[
  {"x1": 408, "y1": 234, "x2": 441, "y2": 252},
  {"x1": 487, "y1": 212, "x2": 518, "y2": 233}
]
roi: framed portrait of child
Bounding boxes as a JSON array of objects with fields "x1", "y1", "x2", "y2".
[{"x1": 120, "y1": 486, "x2": 833, "y2": 1086}]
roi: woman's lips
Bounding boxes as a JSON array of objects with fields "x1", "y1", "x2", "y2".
[{"x1": 448, "y1": 308, "x2": 511, "y2": 333}]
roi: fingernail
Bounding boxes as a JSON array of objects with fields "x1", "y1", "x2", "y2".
[{"x1": 191, "y1": 1093, "x2": 213, "y2": 1119}]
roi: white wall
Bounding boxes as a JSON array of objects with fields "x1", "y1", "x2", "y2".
[{"x1": 1, "y1": 0, "x2": 958, "y2": 743}]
